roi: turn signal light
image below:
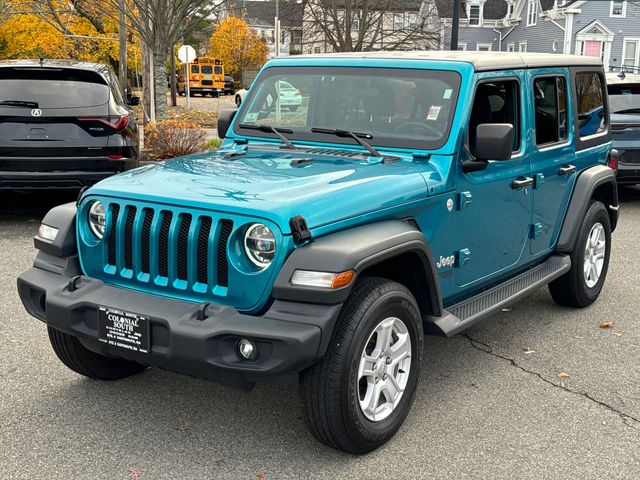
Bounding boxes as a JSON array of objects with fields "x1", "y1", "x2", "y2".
[{"x1": 290, "y1": 270, "x2": 356, "y2": 289}]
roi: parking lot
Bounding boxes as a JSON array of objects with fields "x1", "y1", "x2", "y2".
[{"x1": 0, "y1": 188, "x2": 638, "y2": 479}]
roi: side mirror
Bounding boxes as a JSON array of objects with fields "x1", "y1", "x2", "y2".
[
  {"x1": 218, "y1": 109, "x2": 237, "y2": 139},
  {"x1": 475, "y1": 123, "x2": 514, "y2": 161},
  {"x1": 127, "y1": 95, "x2": 140, "y2": 106}
]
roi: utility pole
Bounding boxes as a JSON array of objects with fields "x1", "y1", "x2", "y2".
[
  {"x1": 451, "y1": 0, "x2": 460, "y2": 51},
  {"x1": 118, "y1": 0, "x2": 127, "y2": 94},
  {"x1": 274, "y1": 0, "x2": 281, "y2": 57}
]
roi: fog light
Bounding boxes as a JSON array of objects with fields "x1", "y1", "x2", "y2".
[
  {"x1": 237, "y1": 338, "x2": 257, "y2": 361},
  {"x1": 38, "y1": 224, "x2": 59, "y2": 242}
]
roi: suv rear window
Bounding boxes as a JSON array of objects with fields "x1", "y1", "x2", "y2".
[
  {"x1": 0, "y1": 68, "x2": 109, "y2": 109},
  {"x1": 575, "y1": 72, "x2": 606, "y2": 137}
]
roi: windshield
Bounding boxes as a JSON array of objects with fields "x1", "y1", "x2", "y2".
[
  {"x1": 201, "y1": 66, "x2": 213, "y2": 74},
  {"x1": 235, "y1": 66, "x2": 461, "y2": 150},
  {"x1": 608, "y1": 83, "x2": 640, "y2": 113}
]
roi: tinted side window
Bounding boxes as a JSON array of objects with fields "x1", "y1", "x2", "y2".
[
  {"x1": 469, "y1": 80, "x2": 521, "y2": 155},
  {"x1": 534, "y1": 76, "x2": 568, "y2": 145},
  {"x1": 575, "y1": 73, "x2": 606, "y2": 137}
]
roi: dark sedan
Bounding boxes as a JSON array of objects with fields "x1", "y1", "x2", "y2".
[{"x1": 0, "y1": 59, "x2": 140, "y2": 189}]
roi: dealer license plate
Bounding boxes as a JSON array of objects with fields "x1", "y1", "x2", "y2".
[{"x1": 98, "y1": 307, "x2": 150, "y2": 354}]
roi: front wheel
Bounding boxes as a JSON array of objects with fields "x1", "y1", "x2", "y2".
[
  {"x1": 549, "y1": 200, "x2": 612, "y2": 308},
  {"x1": 48, "y1": 327, "x2": 146, "y2": 380},
  {"x1": 235, "y1": 95, "x2": 242, "y2": 107},
  {"x1": 299, "y1": 277, "x2": 423, "y2": 454}
]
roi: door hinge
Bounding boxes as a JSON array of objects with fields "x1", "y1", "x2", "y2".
[
  {"x1": 531, "y1": 223, "x2": 543, "y2": 239},
  {"x1": 458, "y1": 248, "x2": 471, "y2": 267},
  {"x1": 458, "y1": 191, "x2": 472, "y2": 210}
]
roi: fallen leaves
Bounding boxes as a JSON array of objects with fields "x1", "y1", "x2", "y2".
[
  {"x1": 599, "y1": 321, "x2": 614, "y2": 329},
  {"x1": 129, "y1": 468, "x2": 142, "y2": 479},
  {"x1": 557, "y1": 371, "x2": 570, "y2": 378},
  {"x1": 611, "y1": 331, "x2": 623, "y2": 337},
  {"x1": 523, "y1": 347, "x2": 535, "y2": 354},
  {"x1": 257, "y1": 474, "x2": 266, "y2": 480}
]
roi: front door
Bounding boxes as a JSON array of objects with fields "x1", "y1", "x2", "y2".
[
  {"x1": 455, "y1": 73, "x2": 534, "y2": 287},
  {"x1": 528, "y1": 69, "x2": 576, "y2": 255}
]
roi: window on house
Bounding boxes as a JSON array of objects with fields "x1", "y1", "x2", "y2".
[
  {"x1": 623, "y1": 39, "x2": 639, "y2": 72},
  {"x1": 408, "y1": 12, "x2": 419, "y2": 28},
  {"x1": 575, "y1": 73, "x2": 607, "y2": 137},
  {"x1": 469, "y1": 80, "x2": 521, "y2": 156},
  {"x1": 519, "y1": 42, "x2": 527, "y2": 52},
  {"x1": 611, "y1": 1, "x2": 626, "y2": 17},
  {"x1": 394, "y1": 13, "x2": 405, "y2": 30},
  {"x1": 337, "y1": 10, "x2": 345, "y2": 26},
  {"x1": 477, "y1": 44, "x2": 492, "y2": 51},
  {"x1": 459, "y1": 43, "x2": 467, "y2": 51},
  {"x1": 352, "y1": 13, "x2": 360, "y2": 31},
  {"x1": 534, "y1": 76, "x2": 568, "y2": 145},
  {"x1": 527, "y1": 0, "x2": 537, "y2": 26},
  {"x1": 469, "y1": 5, "x2": 481, "y2": 25},
  {"x1": 507, "y1": 43, "x2": 515, "y2": 52}
]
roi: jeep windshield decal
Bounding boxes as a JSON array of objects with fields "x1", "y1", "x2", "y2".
[{"x1": 234, "y1": 66, "x2": 461, "y2": 151}]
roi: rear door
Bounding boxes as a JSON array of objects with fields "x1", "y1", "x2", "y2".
[
  {"x1": 528, "y1": 69, "x2": 576, "y2": 255},
  {"x1": 0, "y1": 67, "x2": 113, "y2": 162}
]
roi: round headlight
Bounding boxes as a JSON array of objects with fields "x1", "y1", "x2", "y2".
[
  {"x1": 88, "y1": 201, "x2": 106, "y2": 239},
  {"x1": 244, "y1": 223, "x2": 276, "y2": 268}
]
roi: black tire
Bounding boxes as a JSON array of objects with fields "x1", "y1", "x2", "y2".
[
  {"x1": 47, "y1": 327, "x2": 146, "y2": 380},
  {"x1": 235, "y1": 95, "x2": 241, "y2": 107},
  {"x1": 299, "y1": 277, "x2": 424, "y2": 454},
  {"x1": 549, "y1": 200, "x2": 611, "y2": 308}
]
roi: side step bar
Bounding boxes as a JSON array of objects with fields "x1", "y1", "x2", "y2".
[{"x1": 427, "y1": 255, "x2": 571, "y2": 337}]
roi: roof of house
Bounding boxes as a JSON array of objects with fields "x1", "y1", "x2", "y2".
[
  {"x1": 224, "y1": 0, "x2": 303, "y2": 28},
  {"x1": 282, "y1": 51, "x2": 603, "y2": 71}
]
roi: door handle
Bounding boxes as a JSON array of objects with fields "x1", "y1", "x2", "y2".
[
  {"x1": 511, "y1": 177, "x2": 534, "y2": 189},
  {"x1": 558, "y1": 165, "x2": 576, "y2": 176}
]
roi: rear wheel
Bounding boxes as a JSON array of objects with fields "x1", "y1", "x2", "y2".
[
  {"x1": 549, "y1": 200, "x2": 611, "y2": 308},
  {"x1": 299, "y1": 277, "x2": 423, "y2": 454},
  {"x1": 48, "y1": 327, "x2": 146, "y2": 380},
  {"x1": 235, "y1": 95, "x2": 242, "y2": 107}
]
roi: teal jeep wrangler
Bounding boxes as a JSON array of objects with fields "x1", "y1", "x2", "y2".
[{"x1": 18, "y1": 52, "x2": 618, "y2": 454}]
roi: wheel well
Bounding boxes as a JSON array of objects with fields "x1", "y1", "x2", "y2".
[
  {"x1": 591, "y1": 182, "x2": 617, "y2": 229},
  {"x1": 359, "y1": 251, "x2": 436, "y2": 319}
]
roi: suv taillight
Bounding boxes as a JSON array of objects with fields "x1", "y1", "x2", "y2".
[
  {"x1": 608, "y1": 149, "x2": 619, "y2": 172},
  {"x1": 79, "y1": 115, "x2": 129, "y2": 131}
]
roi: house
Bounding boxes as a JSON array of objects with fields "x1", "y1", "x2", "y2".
[
  {"x1": 302, "y1": 0, "x2": 441, "y2": 54},
  {"x1": 221, "y1": 0, "x2": 303, "y2": 57},
  {"x1": 437, "y1": 0, "x2": 640, "y2": 73}
]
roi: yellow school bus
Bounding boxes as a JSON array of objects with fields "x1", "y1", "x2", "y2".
[{"x1": 178, "y1": 57, "x2": 225, "y2": 97}]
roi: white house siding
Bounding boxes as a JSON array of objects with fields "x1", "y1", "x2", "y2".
[{"x1": 569, "y1": 1, "x2": 640, "y2": 72}]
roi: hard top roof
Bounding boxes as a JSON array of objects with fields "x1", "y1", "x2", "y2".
[
  {"x1": 285, "y1": 51, "x2": 603, "y2": 71},
  {"x1": 0, "y1": 59, "x2": 110, "y2": 73}
]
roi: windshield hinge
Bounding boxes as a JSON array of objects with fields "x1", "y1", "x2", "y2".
[{"x1": 289, "y1": 215, "x2": 312, "y2": 244}]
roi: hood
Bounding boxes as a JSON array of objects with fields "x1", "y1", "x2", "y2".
[{"x1": 88, "y1": 148, "x2": 430, "y2": 234}]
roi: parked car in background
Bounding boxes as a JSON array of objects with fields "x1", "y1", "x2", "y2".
[
  {"x1": 224, "y1": 74, "x2": 235, "y2": 95},
  {"x1": 235, "y1": 84, "x2": 250, "y2": 107},
  {"x1": 0, "y1": 59, "x2": 139, "y2": 189},
  {"x1": 234, "y1": 81, "x2": 301, "y2": 111},
  {"x1": 607, "y1": 72, "x2": 640, "y2": 185}
]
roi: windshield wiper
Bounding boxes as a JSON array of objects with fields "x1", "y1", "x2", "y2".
[
  {"x1": 0, "y1": 100, "x2": 39, "y2": 108},
  {"x1": 613, "y1": 107, "x2": 640, "y2": 115},
  {"x1": 238, "y1": 123, "x2": 296, "y2": 149},
  {"x1": 310, "y1": 128, "x2": 382, "y2": 158}
]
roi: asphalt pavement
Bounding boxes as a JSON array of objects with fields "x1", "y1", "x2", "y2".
[{"x1": 1, "y1": 188, "x2": 639, "y2": 480}]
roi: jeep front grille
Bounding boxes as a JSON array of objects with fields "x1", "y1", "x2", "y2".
[{"x1": 105, "y1": 203, "x2": 233, "y2": 291}]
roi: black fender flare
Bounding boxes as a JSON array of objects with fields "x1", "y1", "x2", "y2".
[
  {"x1": 557, "y1": 165, "x2": 618, "y2": 252},
  {"x1": 34, "y1": 202, "x2": 77, "y2": 257},
  {"x1": 272, "y1": 220, "x2": 443, "y2": 316}
]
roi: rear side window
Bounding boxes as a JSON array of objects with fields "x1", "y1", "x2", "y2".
[
  {"x1": 575, "y1": 72, "x2": 606, "y2": 137},
  {"x1": 534, "y1": 76, "x2": 568, "y2": 145},
  {"x1": 215, "y1": 66, "x2": 223, "y2": 74},
  {"x1": 191, "y1": 65, "x2": 199, "y2": 74}
]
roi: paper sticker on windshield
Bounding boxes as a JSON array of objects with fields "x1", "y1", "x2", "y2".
[
  {"x1": 244, "y1": 113, "x2": 258, "y2": 123},
  {"x1": 427, "y1": 106, "x2": 442, "y2": 121},
  {"x1": 443, "y1": 89, "x2": 453, "y2": 99}
]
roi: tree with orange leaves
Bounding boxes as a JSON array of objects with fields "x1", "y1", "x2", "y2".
[{"x1": 209, "y1": 16, "x2": 268, "y2": 79}]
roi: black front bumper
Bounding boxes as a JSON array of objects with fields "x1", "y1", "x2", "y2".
[{"x1": 17, "y1": 266, "x2": 341, "y2": 389}]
